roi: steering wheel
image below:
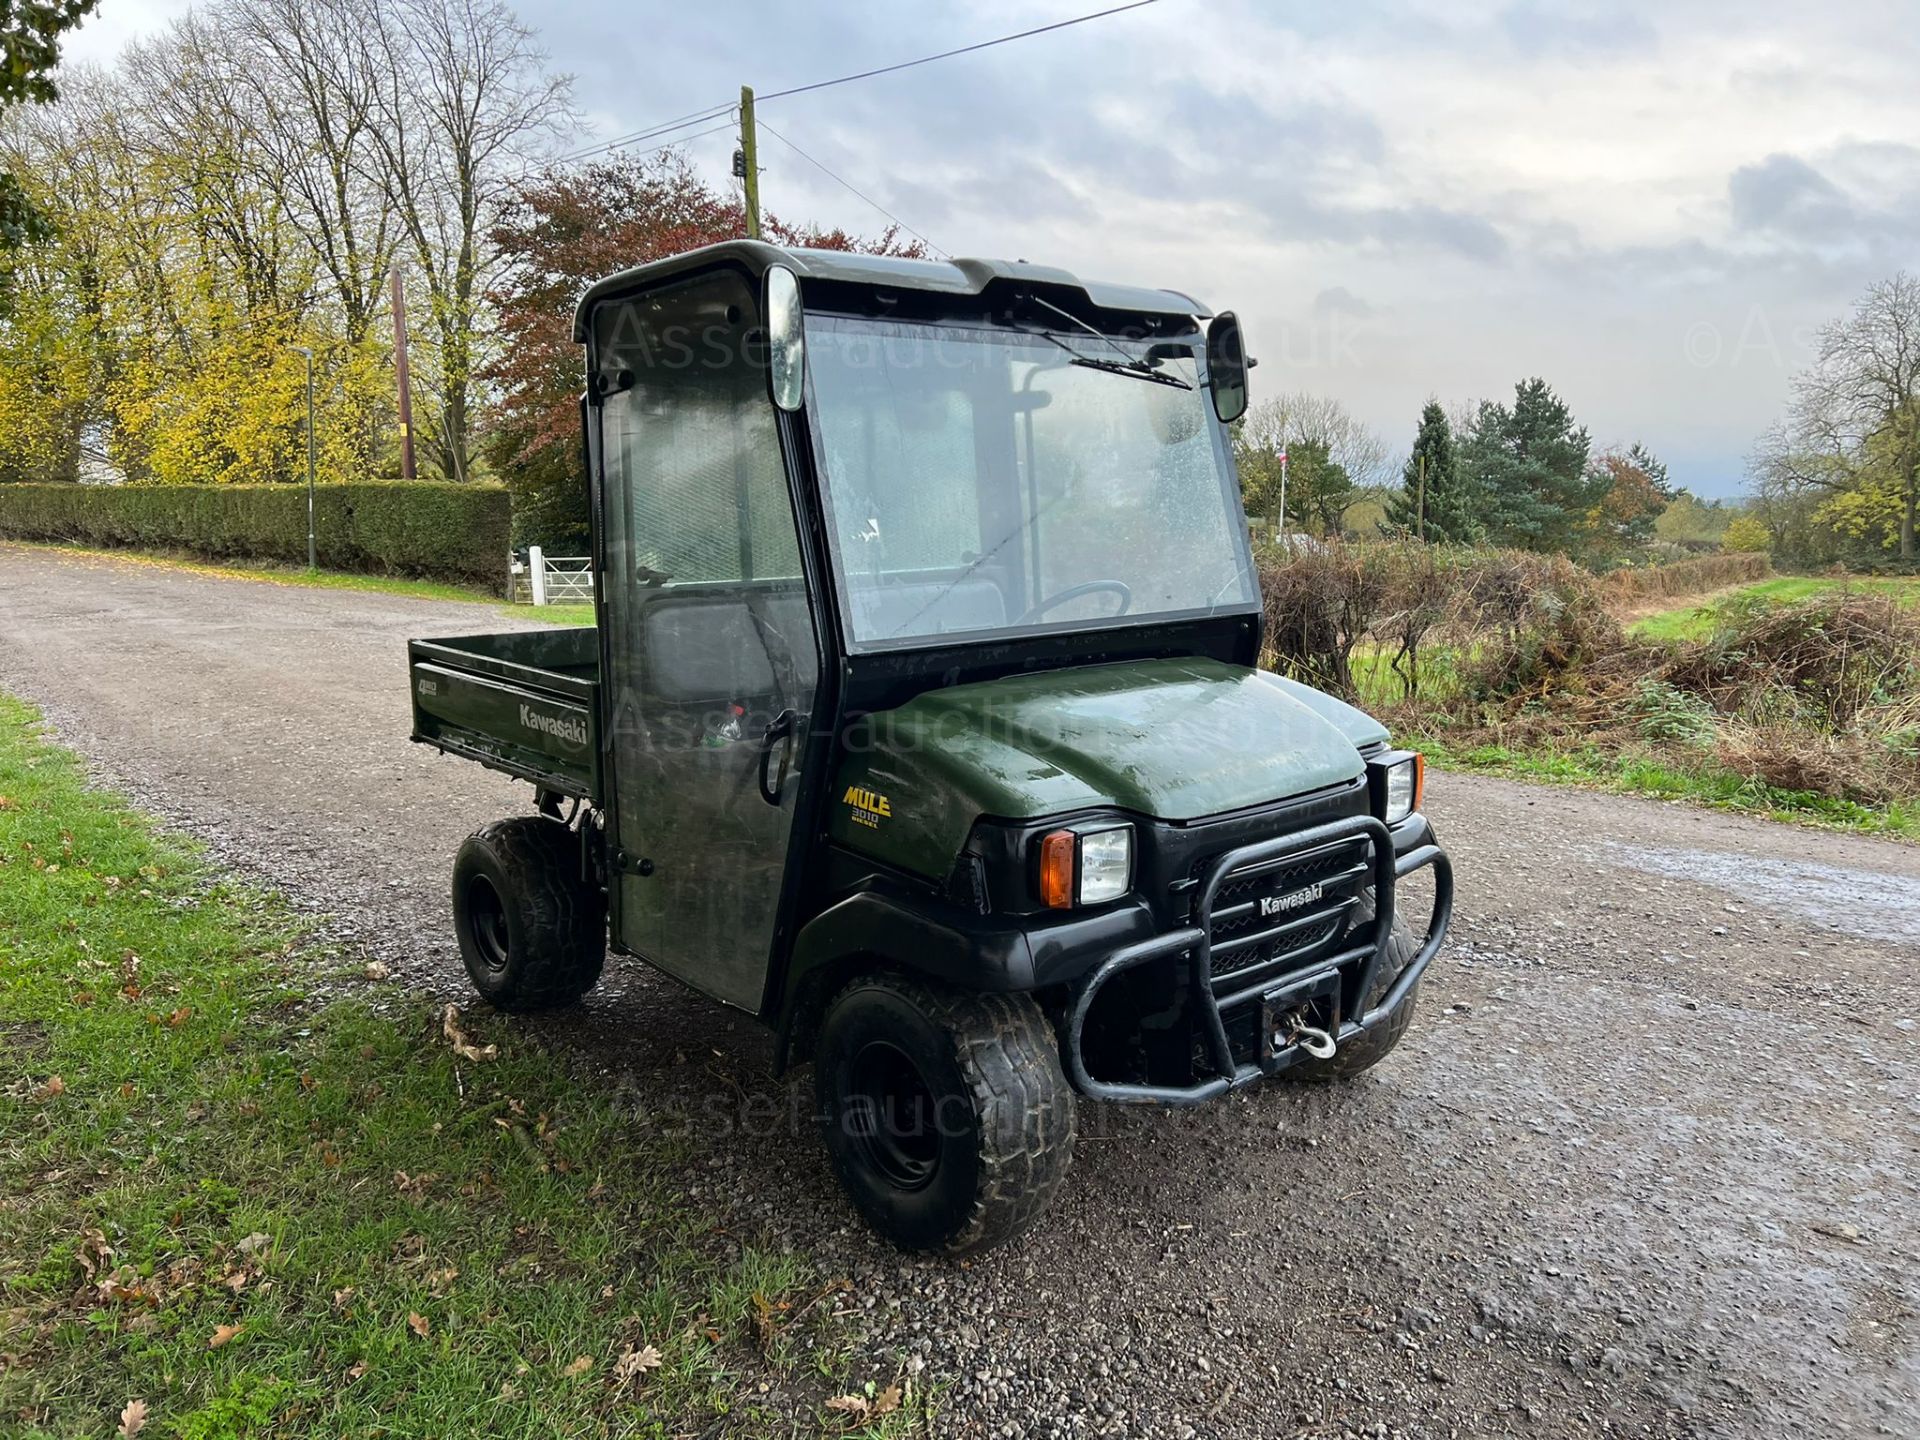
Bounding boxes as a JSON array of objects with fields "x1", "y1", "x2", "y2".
[{"x1": 1014, "y1": 580, "x2": 1133, "y2": 626}]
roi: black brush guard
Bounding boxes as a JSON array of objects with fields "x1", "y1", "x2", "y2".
[{"x1": 1063, "y1": 815, "x2": 1453, "y2": 1105}]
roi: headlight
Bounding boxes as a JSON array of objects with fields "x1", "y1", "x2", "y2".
[
  {"x1": 1078, "y1": 827, "x2": 1133, "y2": 904},
  {"x1": 1037, "y1": 824, "x2": 1133, "y2": 908},
  {"x1": 1373, "y1": 751, "x2": 1425, "y2": 825}
]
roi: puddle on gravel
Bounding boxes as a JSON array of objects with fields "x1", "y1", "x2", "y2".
[{"x1": 1610, "y1": 843, "x2": 1920, "y2": 947}]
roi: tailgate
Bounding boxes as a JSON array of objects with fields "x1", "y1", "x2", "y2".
[{"x1": 409, "y1": 631, "x2": 600, "y2": 800}]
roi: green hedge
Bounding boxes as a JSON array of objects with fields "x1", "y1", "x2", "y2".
[{"x1": 0, "y1": 481, "x2": 511, "y2": 588}]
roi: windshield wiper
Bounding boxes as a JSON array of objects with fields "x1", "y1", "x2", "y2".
[
  {"x1": 1010, "y1": 298, "x2": 1195, "y2": 391},
  {"x1": 1065, "y1": 353, "x2": 1193, "y2": 390}
]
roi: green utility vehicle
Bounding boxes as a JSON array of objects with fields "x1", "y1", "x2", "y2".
[{"x1": 409, "y1": 241, "x2": 1452, "y2": 1253}]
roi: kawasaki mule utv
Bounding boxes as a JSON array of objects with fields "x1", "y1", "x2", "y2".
[{"x1": 408, "y1": 241, "x2": 1453, "y2": 1254}]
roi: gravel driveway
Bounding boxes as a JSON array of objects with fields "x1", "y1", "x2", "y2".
[{"x1": 2, "y1": 543, "x2": 1915, "y2": 1440}]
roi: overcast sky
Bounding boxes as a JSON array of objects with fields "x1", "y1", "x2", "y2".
[{"x1": 67, "y1": 0, "x2": 1920, "y2": 497}]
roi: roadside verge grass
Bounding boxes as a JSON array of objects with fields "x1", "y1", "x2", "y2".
[
  {"x1": 0, "y1": 695, "x2": 918, "y2": 1438},
  {"x1": 1414, "y1": 732, "x2": 1919, "y2": 839}
]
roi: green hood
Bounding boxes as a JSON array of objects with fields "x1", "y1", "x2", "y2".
[{"x1": 829, "y1": 658, "x2": 1388, "y2": 878}]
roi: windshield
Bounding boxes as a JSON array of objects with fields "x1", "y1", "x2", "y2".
[{"x1": 807, "y1": 315, "x2": 1256, "y2": 651}]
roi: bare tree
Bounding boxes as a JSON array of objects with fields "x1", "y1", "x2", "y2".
[
  {"x1": 359, "y1": 0, "x2": 572, "y2": 479},
  {"x1": 220, "y1": 0, "x2": 397, "y2": 343},
  {"x1": 1786, "y1": 272, "x2": 1920, "y2": 560},
  {"x1": 1238, "y1": 390, "x2": 1393, "y2": 490}
]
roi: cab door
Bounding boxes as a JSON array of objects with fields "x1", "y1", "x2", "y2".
[{"x1": 590, "y1": 268, "x2": 822, "y2": 1012}]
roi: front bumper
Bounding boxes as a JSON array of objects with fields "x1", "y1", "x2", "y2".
[{"x1": 1061, "y1": 813, "x2": 1453, "y2": 1106}]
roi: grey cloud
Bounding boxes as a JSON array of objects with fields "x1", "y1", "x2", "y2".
[
  {"x1": 1313, "y1": 286, "x2": 1373, "y2": 317},
  {"x1": 1729, "y1": 154, "x2": 1856, "y2": 237}
]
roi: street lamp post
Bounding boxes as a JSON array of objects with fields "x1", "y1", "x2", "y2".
[{"x1": 292, "y1": 345, "x2": 316, "y2": 569}]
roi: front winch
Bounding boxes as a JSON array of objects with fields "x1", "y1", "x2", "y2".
[{"x1": 1279, "y1": 1015, "x2": 1338, "y2": 1060}]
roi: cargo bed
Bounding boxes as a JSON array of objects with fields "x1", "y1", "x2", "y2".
[{"x1": 409, "y1": 629, "x2": 601, "y2": 801}]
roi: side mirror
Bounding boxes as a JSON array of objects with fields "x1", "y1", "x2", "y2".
[
  {"x1": 1205, "y1": 311, "x2": 1248, "y2": 424},
  {"x1": 766, "y1": 265, "x2": 805, "y2": 412}
]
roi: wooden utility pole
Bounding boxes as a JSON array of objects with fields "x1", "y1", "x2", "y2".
[
  {"x1": 1416, "y1": 452, "x2": 1427, "y2": 540},
  {"x1": 739, "y1": 85, "x2": 762, "y2": 239},
  {"x1": 390, "y1": 265, "x2": 417, "y2": 480}
]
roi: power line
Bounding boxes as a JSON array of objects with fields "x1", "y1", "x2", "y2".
[
  {"x1": 758, "y1": 120, "x2": 946, "y2": 257},
  {"x1": 554, "y1": 0, "x2": 1164, "y2": 168},
  {"x1": 756, "y1": 0, "x2": 1164, "y2": 102},
  {"x1": 551, "y1": 100, "x2": 736, "y2": 168}
]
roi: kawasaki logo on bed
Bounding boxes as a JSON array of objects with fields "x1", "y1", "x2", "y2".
[
  {"x1": 842, "y1": 785, "x2": 891, "y2": 828},
  {"x1": 518, "y1": 703, "x2": 588, "y2": 747},
  {"x1": 1260, "y1": 881, "x2": 1325, "y2": 917}
]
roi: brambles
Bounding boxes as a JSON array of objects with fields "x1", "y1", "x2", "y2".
[{"x1": 1258, "y1": 541, "x2": 1920, "y2": 822}]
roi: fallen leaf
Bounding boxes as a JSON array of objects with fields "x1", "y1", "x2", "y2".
[
  {"x1": 119, "y1": 1082, "x2": 137, "y2": 1100},
  {"x1": 442, "y1": 1004, "x2": 498, "y2": 1062},
  {"x1": 235, "y1": 1233, "x2": 270, "y2": 1255},
  {"x1": 612, "y1": 1344, "x2": 663, "y2": 1384},
  {"x1": 332, "y1": 1286, "x2": 356, "y2": 1310},
  {"x1": 562, "y1": 1355, "x2": 593, "y2": 1378},
  {"x1": 75, "y1": 1228, "x2": 114, "y2": 1281},
  {"x1": 118, "y1": 1398, "x2": 148, "y2": 1438},
  {"x1": 364, "y1": 960, "x2": 390, "y2": 981},
  {"x1": 208, "y1": 1323, "x2": 243, "y2": 1349},
  {"x1": 345, "y1": 1361, "x2": 369, "y2": 1382},
  {"x1": 407, "y1": 1311, "x2": 431, "y2": 1339},
  {"x1": 873, "y1": 1383, "x2": 902, "y2": 1417},
  {"x1": 825, "y1": 1394, "x2": 870, "y2": 1417},
  {"x1": 37, "y1": 1075, "x2": 65, "y2": 1099}
]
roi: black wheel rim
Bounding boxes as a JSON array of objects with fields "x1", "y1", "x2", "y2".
[
  {"x1": 464, "y1": 874, "x2": 510, "y2": 976},
  {"x1": 844, "y1": 1041, "x2": 942, "y2": 1192}
]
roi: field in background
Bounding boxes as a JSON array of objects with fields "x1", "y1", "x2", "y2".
[
  {"x1": 0, "y1": 695, "x2": 920, "y2": 1437},
  {"x1": 1630, "y1": 575, "x2": 1920, "y2": 642}
]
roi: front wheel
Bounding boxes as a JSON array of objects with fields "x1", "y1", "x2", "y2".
[
  {"x1": 451, "y1": 817, "x2": 606, "y2": 1012},
  {"x1": 815, "y1": 975, "x2": 1077, "y2": 1254}
]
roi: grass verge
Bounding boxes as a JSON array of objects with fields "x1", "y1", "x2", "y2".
[
  {"x1": 1414, "y1": 731, "x2": 1919, "y2": 839},
  {"x1": 3, "y1": 541, "x2": 597, "y2": 629},
  {"x1": 0, "y1": 695, "x2": 919, "y2": 1438}
]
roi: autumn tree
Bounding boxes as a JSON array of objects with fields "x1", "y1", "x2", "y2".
[
  {"x1": 482, "y1": 151, "x2": 924, "y2": 547},
  {"x1": 0, "y1": 0, "x2": 96, "y2": 268},
  {"x1": 1582, "y1": 447, "x2": 1670, "y2": 556}
]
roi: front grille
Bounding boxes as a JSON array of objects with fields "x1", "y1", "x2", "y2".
[{"x1": 1194, "y1": 836, "x2": 1369, "y2": 983}]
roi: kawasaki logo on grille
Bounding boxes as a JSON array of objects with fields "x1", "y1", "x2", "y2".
[
  {"x1": 519, "y1": 703, "x2": 587, "y2": 746},
  {"x1": 1259, "y1": 881, "x2": 1325, "y2": 917}
]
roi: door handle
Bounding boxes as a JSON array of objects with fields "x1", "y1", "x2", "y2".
[{"x1": 757, "y1": 709, "x2": 798, "y2": 806}]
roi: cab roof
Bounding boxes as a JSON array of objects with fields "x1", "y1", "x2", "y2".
[{"x1": 570, "y1": 239, "x2": 1209, "y2": 342}]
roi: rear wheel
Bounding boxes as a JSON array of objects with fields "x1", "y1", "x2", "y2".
[
  {"x1": 451, "y1": 817, "x2": 605, "y2": 1012},
  {"x1": 1290, "y1": 889, "x2": 1420, "y2": 1080},
  {"x1": 815, "y1": 974, "x2": 1076, "y2": 1254}
]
